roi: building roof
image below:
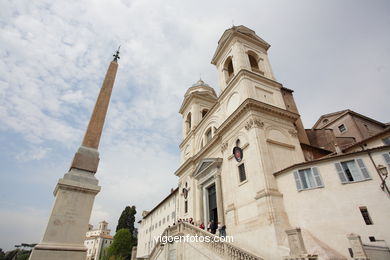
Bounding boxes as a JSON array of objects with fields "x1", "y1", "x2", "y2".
[
  {"x1": 141, "y1": 187, "x2": 178, "y2": 220},
  {"x1": 343, "y1": 127, "x2": 390, "y2": 152},
  {"x1": 179, "y1": 80, "x2": 217, "y2": 114},
  {"x1": 85, "y1": 234, "x2": 113, "y2": 240},
  {"x1": 312, "y1": 109, "x2": 386, "y2": 129},
  {"x1": 211, "y1": 25, "x2": 270, "y2": 65}
]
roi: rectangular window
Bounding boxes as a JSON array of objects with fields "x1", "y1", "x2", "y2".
[
  {"x1": 382, "y1": 137, "x2": 390, "y2": 145},
  {"x1": 335, "y1": 159, "x2": 370, "y2": 183},
  {"x1": 338, "y1": 124, "x2": 346, "y2": 133},
  {"x1": 359, "y1": 207, "x2": 373, "y2": 225},
  {"x1": 293, "y1": 167, "x2": 323, "y2": 191},
  {"x1": 238, "y1": 164, "x2": 247, "y2": 182},
  {"x1": 184, "y1": 201, "x2": 188, "y2": 213}
]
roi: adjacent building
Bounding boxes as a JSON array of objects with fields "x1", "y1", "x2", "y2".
[
  {"x1": 136, "y1": 25, "x2": 390, "y2": 260},
  {"x1": 137, "y1": 189, "x2": 178, "y2": 259},
  {"x1": 84, "y1": 221, "x2": 113, "y2": 260}
]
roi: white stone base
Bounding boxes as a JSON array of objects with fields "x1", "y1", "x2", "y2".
[
  {"x1": 30, "y1": 161, "x2": 101, "y2": 260},
  {"x1": 29, "y1": 247, "x2": 86, "y2": 260}
]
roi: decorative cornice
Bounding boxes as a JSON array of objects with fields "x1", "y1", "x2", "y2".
[
  {"x1": 179, "y1": 92, "x2": 217, "y2": 114},
  {"x1": 219, "y1": 69, "x2": 283, "y2": 102},
  {"x1": 217, "y1": 98, "x2": 299, "y2": 137},
  {"x1": 266, "y1": 139, "x2": 295, "y2": 149},
  {"x1": 179, "y1": 69, "x2": 286, "y2": 149},
  {"x1": 179, "y1": 130, "x2": 194, "y2": 149},
  {"x1": 211, "y1": 28, "x2": 270, "y2": 65},
  {"x1": 174, "y1": 157, "x2": 195, "y2": 177},
  {"x1": 176, "y1": 134, "x2": 221, "y2": 176},
  {"x1": 176, "y1": 99, "x2": 299, "y2": 176},
  {"x1": 254, "y1": 189, "x2": 283, "y2": 200}
]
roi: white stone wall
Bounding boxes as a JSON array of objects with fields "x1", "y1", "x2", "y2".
[
  {"x1": 136, "y1": 191, "x2": 178, "y2": 258},
  {"x1": 275, "y1": 148, "x2": 390, "y2": 259},
  {"x1": 84, "y1": 237, "x2": 112, "y2": 260}
]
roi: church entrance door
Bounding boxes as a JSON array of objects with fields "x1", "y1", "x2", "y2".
[{"x1": 207, "y1": 184, "x2": 218, "y2": 223}]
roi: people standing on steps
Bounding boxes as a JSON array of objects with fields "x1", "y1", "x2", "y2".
[
  {"x1": 218, "y1": 223, "x2": 226, "y2": 237},
  {"x1": 210, "y1": 220, "x2": 217, "y2": 234},
  {"x1": 199, "y1": 222, "x2": 205, "y2": 230}
]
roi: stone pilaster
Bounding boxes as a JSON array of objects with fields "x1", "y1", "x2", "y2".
[
  {"x1": 197, "y1": 184, "x2": 204, "y2": 224},
  {"x1": 284, "y1": 228, "x2": 317, "y2": 260},
  {"x1": 215, "y1": 169, "x2": 225, "y2": 225},
  {"x1": 347, "y1": 233, "x2": 369, "y2": 260}
]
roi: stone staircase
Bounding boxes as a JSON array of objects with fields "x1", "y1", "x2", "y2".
[{"x1": 148, "y1": 222, "x2": 263, "y2": 260}]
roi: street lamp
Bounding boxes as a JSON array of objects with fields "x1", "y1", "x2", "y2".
[{"x1": 377, "y1": 165, "x2": 388, "y2": 190}]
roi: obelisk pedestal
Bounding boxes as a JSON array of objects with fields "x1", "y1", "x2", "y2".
[{"x1": 29, "y1": 166, "x2": 100, "y2": 260}]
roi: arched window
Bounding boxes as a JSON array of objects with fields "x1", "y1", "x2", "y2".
[
  {"x1": 248, "y1": 53, "x2": 259, "y2": 72},
  {"x1": 227, "y1": 60, "x2": 234, "y2": 77},
  {"x1": 224, "y1": 57, "x2": 234, "y2": 83},
  {"x1": 186, "y1": 112, "x2": 192, "y2": 134},
  {"x1": 205, "y1": 128, "x2": 212, "y2": 143},
  {"x1": 201, "y1": 109, "x2": 209, "y2": 118}
]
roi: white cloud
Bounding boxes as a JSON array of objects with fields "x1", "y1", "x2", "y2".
[{"x1": 15, "y1": 146, "x2": 51, "y2": 162}]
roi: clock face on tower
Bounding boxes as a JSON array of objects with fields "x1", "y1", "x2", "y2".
[{"x1": 233, "y1": 147, "x2": 243, "y2": 162}]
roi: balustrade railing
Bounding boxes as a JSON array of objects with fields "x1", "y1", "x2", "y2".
[{"x1": 155, "y1": 222, "x2": 263, "y2": 260}]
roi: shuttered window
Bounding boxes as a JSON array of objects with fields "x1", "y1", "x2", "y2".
[
  {"x1": 335, "y1": 159, "x2": 371, "y2": 184},
  {"x1": 383, "y1": 153, "x2": 390, "y2": 170},
  {"x1": 293, "y1": 167, "x2": 324, "y2": 191}
]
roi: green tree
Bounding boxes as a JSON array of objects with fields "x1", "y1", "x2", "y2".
[
  {"x1": 116, "y1": 206, "x2": 136, "y2": 235},
  {"x1": 106, "y1": 229, "x2": 133, "y2": 260},
  {"x1": 0, "y1": 248, "x2": 5, "y2": 260},
  {"x1": 4, "y1": 249, "x2": 18, "y2": 260}
]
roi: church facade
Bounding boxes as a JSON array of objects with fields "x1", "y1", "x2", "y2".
[{"x1": 136, "y1": 26, "x2": 390, "y2": 260}]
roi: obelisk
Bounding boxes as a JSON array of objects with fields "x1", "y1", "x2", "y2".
[{"x1": 29, "y1": 49, "x2": 120, "y2": 260}]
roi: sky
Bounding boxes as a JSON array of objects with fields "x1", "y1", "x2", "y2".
[{"x1": 0, "y1": 0, "x2": 389, "y2": 251}]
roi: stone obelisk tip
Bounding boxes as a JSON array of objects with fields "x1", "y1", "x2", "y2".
[{"x1": 70, "y1": 51, "x2": 119, "y2": 173}]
